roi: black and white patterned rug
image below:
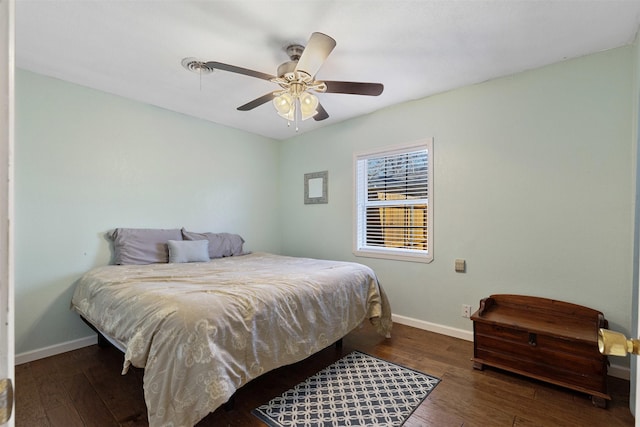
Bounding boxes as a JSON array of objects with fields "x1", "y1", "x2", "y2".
[{"x1": 252, "y1": 351, "x2": 441, "y2": 427}]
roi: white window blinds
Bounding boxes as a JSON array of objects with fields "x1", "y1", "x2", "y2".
[{"x1": 355, "y1": 140, "x2": 433, "y2": 263}]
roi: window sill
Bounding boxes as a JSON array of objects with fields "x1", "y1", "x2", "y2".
[{"x1": 353, "y1": 249, "x2": 433, "y2": 264}]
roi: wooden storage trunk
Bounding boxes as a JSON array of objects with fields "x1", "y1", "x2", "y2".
[{"x1": 470, "y1": 294, "x2": 610, "y2": 407}]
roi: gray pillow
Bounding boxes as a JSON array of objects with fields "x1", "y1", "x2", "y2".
[
  {"x1": 181, "y1": 229, "x2": 247, "y2": 258},
  {"x1": 167, "y1": 239, "x2": 209, "y2": 263},
  {"x1": 110, "y1": 228, "x2": 182, "y2": 265}
]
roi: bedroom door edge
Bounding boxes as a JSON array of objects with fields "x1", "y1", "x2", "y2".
[{"x1": 0, "y1": 0, "x2": 15, "y2": 425}]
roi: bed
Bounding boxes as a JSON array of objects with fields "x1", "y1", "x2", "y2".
[{"x1": 71, "y1": 248, "x2": 392, "y2": 427}]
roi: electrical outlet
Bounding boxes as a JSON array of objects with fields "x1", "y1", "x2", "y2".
[{"x1": 461, "y1": 304, "x2": 472, "y2": 318}]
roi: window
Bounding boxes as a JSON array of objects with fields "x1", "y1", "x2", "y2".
[{"x1": 354, "y1": 139, "x2": 433, "y2": 263}]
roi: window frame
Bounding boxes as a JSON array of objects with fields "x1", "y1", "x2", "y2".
[{"x1": 353, "y1": 138, "x2": 434, "y2": 263}]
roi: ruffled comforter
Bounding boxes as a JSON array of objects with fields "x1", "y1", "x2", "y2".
[{"x1": 70, "y1": 252, "x2": 392, "y2": 427}]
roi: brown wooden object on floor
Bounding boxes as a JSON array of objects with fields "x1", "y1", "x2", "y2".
[{"x1": 471, "y1": 294, "x2": 611, "y2": 408}]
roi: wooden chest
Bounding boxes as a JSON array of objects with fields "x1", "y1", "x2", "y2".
[{"x1": 471, "y1": 294, "x2": 610, "y2": 407}]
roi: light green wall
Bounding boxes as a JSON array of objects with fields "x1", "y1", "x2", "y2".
[
  {"x1": 15, "y1": 46, "x2": 637, "y2": 367},
  {"x1": 15, "y1": 70, "x2": 281, "y2": 354},
  {"x1": 279, "y1": 47, "x2": 635, "y2": 349}
]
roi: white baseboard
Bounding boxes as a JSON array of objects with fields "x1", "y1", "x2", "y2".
[
  {"x1": 392, "y1": 313, "x2": 474, "y2": 341},
  {"x1": 15, "y1": 335, "x2": 96, "y2": 365},
  {"x1": 391, "y1": 314, "x2": 631, "y2": 381},
  {"x1": 609, "y1": 364, "x2": 631, "y2": 381}
]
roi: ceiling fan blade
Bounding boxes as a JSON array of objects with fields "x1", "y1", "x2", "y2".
[
  {"x1": 323, "y1": 81, "x2": 384, "y2": 96},
  {"x1": 204, "y1": 61, "x2": 276, "y2": 81},
  {"x1": 295, "y1": 32, "x2": 336, "y2": 78},
  {"x1": 313, "y1": 103, "x2": 329, "y2": 121},
  {"x1": 237, "y1": 92, "x2": 277, "y2": 111}
]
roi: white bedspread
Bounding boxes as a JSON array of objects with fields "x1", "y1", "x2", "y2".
[{"x1": 70, "y1": 252, "x2": 392, "y2": 427}]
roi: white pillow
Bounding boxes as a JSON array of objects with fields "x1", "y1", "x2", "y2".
[{"x1": 167, "y1": 239, "x2": 209, "y2": 263}]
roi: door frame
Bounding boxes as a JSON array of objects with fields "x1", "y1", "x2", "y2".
[{"x1": 0, "y1": 0, "x2": 15, "y2": 425}]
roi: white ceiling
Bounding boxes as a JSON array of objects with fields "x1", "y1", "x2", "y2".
[{"x1": 15, "y1": 0, "x2": 640, "y2": 140}]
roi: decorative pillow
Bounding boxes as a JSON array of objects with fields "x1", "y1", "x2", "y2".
[
  {"x1": 181, "y1": 229, "x2": 247, "y2": 258},
  {"x1": 110, "y1": 228, "x2": 182, "y2": 265},
  {"x1": 167, "y1": 239, "x2": 210, "y2": 263}
]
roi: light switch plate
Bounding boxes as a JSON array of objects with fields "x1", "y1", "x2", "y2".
[{"x1": 455, "y1": 259, "x2": 466, "y2": 273}]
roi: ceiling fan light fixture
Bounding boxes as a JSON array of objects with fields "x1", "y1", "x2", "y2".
[
  {"x1": 273, "y1": 93, "x2": 294, "y2": 117},
  {"x1": 273, "y1": 91, "x2": 319, "y2": 123},
  {"x1": 299, "y1": 91, "x2": 319, "y2": 120},
  {"x1": 277, "y1": 109, "x2": 295, "y2": 121}
]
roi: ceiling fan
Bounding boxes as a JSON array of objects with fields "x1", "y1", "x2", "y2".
[{"x1": 185, "y1": 32, "x2": 384, "y2": 130}]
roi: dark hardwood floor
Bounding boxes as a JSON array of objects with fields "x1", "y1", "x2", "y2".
[{"x1": 15, "y1": 322, "x2": 634, "y2": 426}]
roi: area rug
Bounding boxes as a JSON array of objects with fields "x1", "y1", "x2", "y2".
[{"x1": 252, "y1": 350, "x2": 441, "y2": 427}]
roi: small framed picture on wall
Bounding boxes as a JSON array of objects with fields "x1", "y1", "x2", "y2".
[{"x1": 304, "y1": 171, "x2": 328, "y2": 204}]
